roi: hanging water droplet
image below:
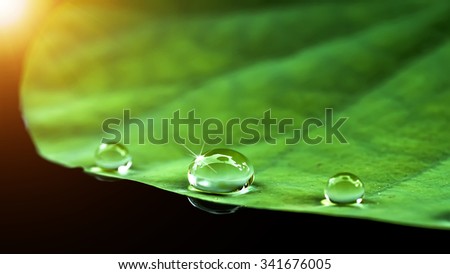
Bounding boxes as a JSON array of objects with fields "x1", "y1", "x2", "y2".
[
  {"x1": 324, "y1": 172, "x2": 364, "y2": 204},
  {"x1": 187, "y1": 197, "x2": 240, "y2": 214},
  {"x1": 94, "y1": 143, "x2": 132, "y2": 173},
  {"x1": 188, "y1": 148, "x2": 254, "y2": 194}
]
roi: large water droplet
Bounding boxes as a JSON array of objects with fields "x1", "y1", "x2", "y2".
[
  {"x1": 324, "y1": 172, "x2": 364, "y2": 204},
  {"x1": 94, "y1": 143, "x2": 132, "y2": 173},
  {"x1": 188, "y1": 197, "x2": 240, "y2": 214},
  {"x1": 187, "y1": 148, "x2": 254, "y2": 194}
]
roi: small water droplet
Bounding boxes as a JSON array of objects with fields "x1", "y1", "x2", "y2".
[
  {"x1": 324, "y1": 172, "x2": 364, "y2": 204},
  {"x1": 187, "y1": 148, "x2": 254, "y2": 194},
  {"x1": 187, "y1": 197, "x2": 240, "y2": 215},
  {"x1": 94, "y1": 143, "x2": 132, "y2": 173}
]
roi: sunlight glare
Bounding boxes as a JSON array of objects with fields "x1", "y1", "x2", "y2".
[{"x1": 0, "y1": 0, "x2": 27, "y2": 26}]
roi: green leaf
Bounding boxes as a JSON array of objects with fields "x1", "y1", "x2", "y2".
[{"x1": 21, "y1": 0, "x2": 450, "y2": 229}]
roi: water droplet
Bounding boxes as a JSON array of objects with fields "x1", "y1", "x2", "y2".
[
  {"x1": 188, "y1": 197, "x2": 240, "y2": 215},
  {"x1": 187, "y1": 148, "x2": 254, "y2": 194},
  {"x1": 94, "y1": 143, "x2": 132, "y2": 173},
  {"x1": 324, "y1": 172, "x2": 364, "y2": 204}
]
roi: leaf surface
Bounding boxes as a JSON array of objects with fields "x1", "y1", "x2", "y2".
[{"x1": 21, "y1": 0, "x2": 450, "y2": 229}]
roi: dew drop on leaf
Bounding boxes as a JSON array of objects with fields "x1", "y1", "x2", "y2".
[
  {"x1": 94, "y1": 143, "x2": 132, "y2": 173},
  {"x1": 324, "y1": 172, "x2": 365, "y2": 204},
  {"x1": 187, "y1": 148, "x2": 254, "y2": 194}
]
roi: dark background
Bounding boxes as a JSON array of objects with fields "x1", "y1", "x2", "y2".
[{"x1": 0, "y1": 1, "x2": 448, "y2": 254}]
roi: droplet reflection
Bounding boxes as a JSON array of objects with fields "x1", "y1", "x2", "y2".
[{"x1": 187, "y1": 197, "x2": 240, "y2": 215}]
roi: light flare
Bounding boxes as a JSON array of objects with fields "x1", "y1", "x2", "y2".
[{"x1": 0, "y1": 0, "x2": 27, "y2": 27}]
